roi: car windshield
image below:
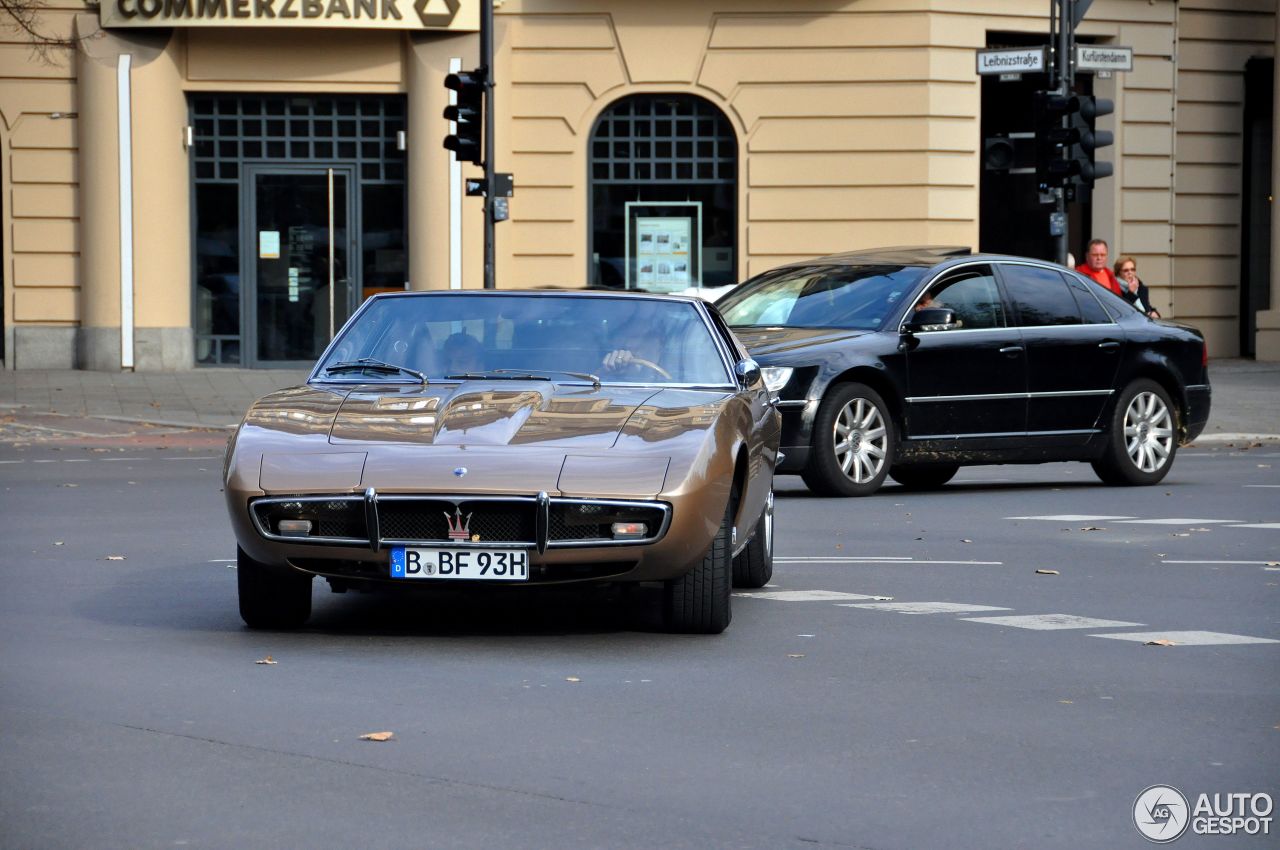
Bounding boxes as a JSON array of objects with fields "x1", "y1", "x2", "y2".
[
  {"x1": 312, "y1": 293, "x2": 734, "y2": 386},
  {"x1": 719, "y1": 264, "x2": 929, "y2": 330}
]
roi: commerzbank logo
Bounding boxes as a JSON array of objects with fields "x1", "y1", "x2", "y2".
[{"x1": 1134, "y1": 785, "x2": 1274, "y2": 842}]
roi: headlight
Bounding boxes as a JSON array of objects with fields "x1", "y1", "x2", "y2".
[{"x1": 761, "y1": 366, "x2": 794, "y2": 393}]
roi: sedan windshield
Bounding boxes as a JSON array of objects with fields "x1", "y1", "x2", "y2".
[
  {"x1": 719, "y1": 264, "x2": 928, "y2": 330},
  {"x1": 313, "y1": 293, "x2": 734, "y2": 386}
]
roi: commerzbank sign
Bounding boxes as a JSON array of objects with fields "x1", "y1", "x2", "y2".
[{"x1": 101, "y1": 0, "x2": 474, "y2": 29}]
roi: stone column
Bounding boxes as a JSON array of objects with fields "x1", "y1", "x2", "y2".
[
  {"x1": 407, "y1": 33, "x2": 478, "y2": 291},
  {"x1": 1256, "y1": 20, "x2": 1280, "y2": 361}
]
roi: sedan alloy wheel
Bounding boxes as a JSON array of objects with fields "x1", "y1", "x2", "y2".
[{"x1": 802, "y1": 382, "x2": 895, "y2": 496}]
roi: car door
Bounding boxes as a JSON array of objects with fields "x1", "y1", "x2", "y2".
[
  {"x1": 902, "y1": 263, "x2": 1028, "y2": 440},
  {"x1": 996, "y1": 262, "x2": 1125, "y2": 439}
]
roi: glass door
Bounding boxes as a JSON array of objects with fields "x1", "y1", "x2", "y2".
[{"x1": 246, "y1": 166, "x2": 356, "y2": 366}]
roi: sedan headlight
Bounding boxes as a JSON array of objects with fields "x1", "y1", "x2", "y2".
[{"x1": 761, "y1": 367, "x2": 794, "y2": 393}]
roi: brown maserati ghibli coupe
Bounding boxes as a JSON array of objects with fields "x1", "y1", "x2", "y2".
[{"x1": 224, "y1": 291, "x2": 780, "y2": 634}]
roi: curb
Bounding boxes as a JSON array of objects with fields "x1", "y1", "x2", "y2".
[{"x1": 1189, "y1": 432, "x2": 1280, "y2": 445}]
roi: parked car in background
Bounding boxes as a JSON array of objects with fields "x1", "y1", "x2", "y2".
[
  {"x1": 717, "y1": 247, "x2": 1210, "y2": 497},
  {"x1": 224, "y1": 291, "x2": 779, "y2": 634}
]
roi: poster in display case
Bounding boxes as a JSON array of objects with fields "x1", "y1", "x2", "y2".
[{"x1": 625, "y1": 202, "x2": 702, "y2": 292}]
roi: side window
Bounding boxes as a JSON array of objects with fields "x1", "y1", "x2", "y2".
[
  {"x1": 1065, "y1": 274, "x2": 1113, "y2": 324},
  {"x1": 921, "y1": 265, "x2": 1005, "y2": 330},
  {"x1": 1001, "y1": 264, "x2": 1082, "y2": 327}
]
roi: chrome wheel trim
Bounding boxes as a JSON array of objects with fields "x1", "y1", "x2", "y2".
[
  {"x1": 1123, "y1": 390, "x2": 1174, "y2": 473},
  {"x1": 763, "y1": 490, "x2": 774, "y2": 557},
  {"x1": 832, "y1": 397, "x2": 888, "y2": 483}
]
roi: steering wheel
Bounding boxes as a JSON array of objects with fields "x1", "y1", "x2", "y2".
[{"x1": 628, "y1": 357, "x2": 673, "y2": 380}]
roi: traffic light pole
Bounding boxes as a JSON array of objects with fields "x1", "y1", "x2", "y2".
[
  {"x1": 481, "y1": 0, "x2": 496, "y2": 289},
  {"x1": 1053, "y1": 0, "x2": 1072, "y2": 267}
]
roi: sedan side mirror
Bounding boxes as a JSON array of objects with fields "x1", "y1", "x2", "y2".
[
  {"x1": 903, "y1": 307, "x2": 958, "y2": 333},
  {"x1": 735, "y1": 358, "x2": 762, "y2": 389}
]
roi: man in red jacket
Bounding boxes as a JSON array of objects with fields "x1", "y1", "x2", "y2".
[{"x1": 1075, "y1": 238, "x2": 1123, "y2": 296}]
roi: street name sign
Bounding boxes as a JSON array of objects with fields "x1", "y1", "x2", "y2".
[
  {"x1": 977, "y1": 47, "x2": 1047, "y2": 75},
  {"x1": 1076, "y1": 45, "x2": 1133, "y2": 73}
]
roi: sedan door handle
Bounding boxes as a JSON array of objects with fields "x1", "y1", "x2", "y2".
[
  {"x1": 999, "y1": 345, "x2": 1023, "y2": 357},
  {"x1": 1098, "y1": 341, "x2": 1121, "y2": 352}
]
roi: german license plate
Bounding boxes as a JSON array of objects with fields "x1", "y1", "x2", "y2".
[{"x1": 389, "y1": 547, "x2": 529, "y2": 581}]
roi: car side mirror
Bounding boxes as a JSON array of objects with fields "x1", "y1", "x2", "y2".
[
  {"x1": 735, "y1": 358, "x2": 762, "y2": 389},
  {"x1": 903, "y1": 307, "x2": 957, "y2": 333}
]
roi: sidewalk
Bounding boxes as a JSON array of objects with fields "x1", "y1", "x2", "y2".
[{"x1": 0, "y1": 360, "x2": 1276, "y2": 440}]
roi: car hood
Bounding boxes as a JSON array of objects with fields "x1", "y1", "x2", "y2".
[
  {"x1": 326, "y1": 382, "x2": 663, "y2": 448},
  {"x1": 732, "y1": 326, "x2": 871, "y2": 357}
]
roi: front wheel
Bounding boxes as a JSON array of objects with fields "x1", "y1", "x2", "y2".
[
  {"x1": 663, "y1": 499, "x2": 733, "y2": 634},
  {"x1": 237, "y1": 546, "x2": 313, "y2": 630},
  {"x1": 889, "y1": 464, "x2": 959, "y2": 490},
  {"x1": 801, "y1": 382, "x2": 895, "y2": 497},
  {"x1": 1092, "y1": 378, "x2": 1178, "y2": 486},
  {"x1": 732, "y1": 490, "x2": 774, "y2": 589}
]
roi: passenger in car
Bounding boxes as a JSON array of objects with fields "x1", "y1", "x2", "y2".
[{"x1": 442, "y1": 332, "x2": 485, "y2": 375}]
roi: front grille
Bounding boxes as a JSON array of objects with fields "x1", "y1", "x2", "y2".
[
  {"x1": 251, "y1": 494, "x2": 670, "y2": 549},
  {"x1": 379, "y1": 499, "x2": 535, "y2": 543}
]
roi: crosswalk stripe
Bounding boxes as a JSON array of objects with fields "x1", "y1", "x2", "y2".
[
  {"x1": 961, "y1": 614, "x2": 1144, "y2": 630},
  {"x1": 1114, "y1": 518, "x2": 1241, "y2": 525},
  {"x1": 737, "y1": 590, "x2": 877, "y2": 602},
  {"x1": 1091, "y1": 631, "x2": 1279, "y2": 646},
  {"x1": 839, "y1": 602, "x2": 1011, "y2": 615},
  {"x1": 1005, "y1": 515, "x2": 1135, "y2": 521},
  {"x1": 776, "y1": 558, "x2": 1004, "y2": 565}
]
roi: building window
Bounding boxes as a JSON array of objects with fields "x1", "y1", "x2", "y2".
[{"x1": 589, "y1": 95, "x2": 737, "y2": 290}]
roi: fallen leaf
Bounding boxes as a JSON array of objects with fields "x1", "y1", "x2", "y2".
[
  {"x1": 1259, "y1": 464, "x2": 1272, "y2": 468},
  {"x1": 961, "y1": 538, "x2": 972, "y2": 544},
  {"x1": 565, "y1": 677, "x2": 581, "y2": 683},
  {"x1": 1173, "y1": 533, "x2": 1190, "y2": 537},
  {"x1": 835, "y1": 543, "x2": 843, "y2": 550},
  {"x1": 1080, "y1": 526, "x2": 1105, "y2": 532},
  {"x1": 1036, "y1": 569, "x2": 1059, "y2": 575},
  {"x1": 870, "y1": 595, "x2": 894, "y2": 601},
  {"x1": 105, "y1": 555, "x2": 126, "y2": 561},
  {"x1": 255, "y1": 656, "x2": 277, "y2": 665},
  {"x1": 53, "y1": 541, "x2": 64, "y2": 546},
  {"x1": 359, "y1": 731, "x2": 394, "y2": 742},
  {"x1": 61, "y1": 483, "x2": 78, "y2": 488},
  {"x1": 1145, "y1": 639, "x2": 1177, "y2": 647},
  {"x1": 1058, "y1": 700, "x2": 1074, "y2": 704},
  {"x1": 1190, "y1": 527, "x2": 1211, "y2": 532},
  {"x1": 787, "y1": 654, "x2": 805, "y2": 659}
]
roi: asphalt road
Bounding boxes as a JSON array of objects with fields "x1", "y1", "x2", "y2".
[{"x1": 0, "y1": 425, "x2": 1277, "y2": 850}]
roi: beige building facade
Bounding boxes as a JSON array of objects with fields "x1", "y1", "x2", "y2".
[{"x1": 2, "y1": 0, "x2": 1279, "y2": 369}]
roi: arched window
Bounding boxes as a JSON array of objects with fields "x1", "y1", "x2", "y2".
[{"x1": 589, "y1": 94, "x2": 738, "y2": 291}]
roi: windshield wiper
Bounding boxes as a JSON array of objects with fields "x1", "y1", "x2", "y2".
[
  {"x1": 323, "y1": 359, "x2": 427, "y2": 384},
  {"x1": 445, "y1": 369, "x2": 601, "y2": 388},
  {"x1": 493, "y1": 368, "x2": 601, "y2": 389}
]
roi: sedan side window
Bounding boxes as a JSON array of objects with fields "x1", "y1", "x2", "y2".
[
  {"x1": 920, "y1": 266, "x2": 1005, "y2": 330},
  {"x1": 1001, "y1": 264, "x2": 1083, "y2": 327},
  {"x1": 1066, "y1": 274, "x2": 1113, "y2": 324}
]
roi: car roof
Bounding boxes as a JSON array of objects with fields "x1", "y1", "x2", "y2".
[
  {"x1": 776, "y1": 246, "x2": 974, "y2": 268},
  {"x1": 366, "y1": 288, "x2": 705, "y2": 304}
]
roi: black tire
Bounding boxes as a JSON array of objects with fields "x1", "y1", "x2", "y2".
[
  {"x1": 237, "y1": 546, "x2": 313, "y2": 630},
  {"x1": 732, "y1": 490, "x2": 774, "y2": 589},
  {"x1": 1091, "y1": 378, "x2": 1179, "y2": 486},
  {"x1": 889, "y1": 464, "x2": 959, "y2": 490},
  {"x1": 663, "y1": 499, "x2": 733, "y2": 634},
  {"x1": 801, "y1": 382, "x2": 895, "y2": 497}
]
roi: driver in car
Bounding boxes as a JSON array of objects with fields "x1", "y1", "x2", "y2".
[{"x1": 602, "y1": 311, "x2": 673, "y2": 380}]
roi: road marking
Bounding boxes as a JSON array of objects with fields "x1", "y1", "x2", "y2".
[
  {"x1": 776, "y1": 557, "x2": 1004, "y2": 565},
  {"x1": 100, "y1": 457, "x2": 148, "y2": 462},
  {"x1": 1113, "y1": 518, "x2": 1241, "y2": 525},
  {"x1": 839, "y1": 601, "x2": 1012, "y2": 615},
  {"x1": 1229, "y1": 523, "x2": 1280, "y2": 529},
  {"x1": 962, "y1": 614, "x2": 1144, "y2": 630},
  {"x1": 738, "y1": 590, "x2": 878, "y2": 602},
  {"x1": 1091, "y1": 631, "x2": 1279, "y2": 646},
  {"x1": 1162, "y1": 559, "x2": 1280, "y2": 565},
  {"x1": 32, "y1": 459, "x2": 57, "y2": 463},
  {"x1": 163, "y1": 456, "x2": 220, "y2": 461},
  {"x1": 1244, "y1": 484, "x2": 1280, "y2": 488},
  {"x1": 208, "y1": 559, "x2": 236, "y2": 563},
  {"x1": 1005, "y1": 515, "x2": 1135, "y2": 522},
  {"x1": 777, "y1": 556, "x2": 910, "y2": 562}
]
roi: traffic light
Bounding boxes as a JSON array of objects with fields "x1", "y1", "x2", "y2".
[
  {"x1": 1033, "y1": 90, "x2": 1074, "y2": 191},
  {"x1": 443, "y1": 69, "x2": 485, "y2": 165},
  {"x1": 983, "y1": 135, "x2": 1016, "y2": 172},
  {"x1": 1067, "y1": 95, "x2": 1114, "y2": 187},
  {"x1": 1033, "y1": 91, "x2": 1115, "y2": 191}
]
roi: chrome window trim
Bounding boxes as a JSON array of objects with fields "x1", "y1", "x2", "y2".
[{"x1": 1000, "y1": 261, "x2": 1121, "y2": 329}]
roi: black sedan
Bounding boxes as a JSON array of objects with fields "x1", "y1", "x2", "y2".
[{"x1": 717, "y1": 247, "x2": 1211, "y2": 496}]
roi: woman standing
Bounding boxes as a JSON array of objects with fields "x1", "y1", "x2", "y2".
[{"x1": 1114, "y1": 256, "x2": 1161, "y2": 319}]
